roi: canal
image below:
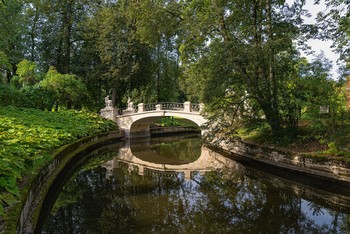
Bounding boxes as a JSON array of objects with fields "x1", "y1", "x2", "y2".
[{"x1": 38, "y1": 134, "x2": 350, "y2": 233}]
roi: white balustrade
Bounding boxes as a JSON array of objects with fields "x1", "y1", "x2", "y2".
[{"x1": 116, "y1": 101, "x2": 203, "y2": 115}]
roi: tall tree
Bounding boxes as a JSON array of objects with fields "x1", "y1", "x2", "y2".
[
  {"x1": 0, "y1": 0, "x2": 25, "y2": 82},
  {"x1": 123, "y1": 0, "x2": 184, "y2": 102},
  {"x1": 85, "y1": 3, "x2": 142, "y2": 105},
  {"x1": 317, "y1": 0, "x2": 350, "y2": 77},
  {"x1": 179, "y1": 0, "x2": 306, "y2": 135}
]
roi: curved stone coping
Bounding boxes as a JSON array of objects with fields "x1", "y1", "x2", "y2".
[
  {"x1": 5, "y1": 131, "x2": 123, "y2": 234},
  {"x1": 214, "y1": 139, "x2": 350, "y2": 187}
]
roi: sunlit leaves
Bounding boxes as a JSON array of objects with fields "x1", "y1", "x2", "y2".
[
  {"x1": 16, "y1": 59, "x2": 39, "y2": 86},
  {"x1": 40, "y1": 66, "x2": 87, "y2": 107}
]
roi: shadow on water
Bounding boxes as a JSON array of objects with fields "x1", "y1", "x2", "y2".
[{"x1": 37, "y1": 134, "x2": 350, "y2": 233}]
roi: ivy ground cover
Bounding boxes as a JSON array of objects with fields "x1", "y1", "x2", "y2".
[{"x1": 0, "y1": 106, "x2": 117, "y2": 216}]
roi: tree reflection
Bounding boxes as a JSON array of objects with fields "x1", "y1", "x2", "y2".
[{"x1": 42, "y1": 140, "x2": 350, "y2": 233}]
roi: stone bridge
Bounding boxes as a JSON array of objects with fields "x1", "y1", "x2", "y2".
[{"x1": 101, "y1": 101, "x2": 207, "y2": 138}]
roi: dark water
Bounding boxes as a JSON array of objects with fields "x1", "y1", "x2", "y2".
[{"x1": 40, "y1": 135, "x2": 350, "y2": 234}]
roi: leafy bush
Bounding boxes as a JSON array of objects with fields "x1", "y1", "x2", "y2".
[
  {"x1": 0, "y1": 84, "x2": 54, "y2": 110},
  {"x1": 21, "y1": 84, "x2": 55, "y2": 110},
  {"x1": 0, "y1": 106, "x2": 118, "y2": 216},
  {"x1": 41, "y1": 67, "x2": 87, "y2": 110},
  {"x1": 0, "y1": 84, "x2": 26, "y2": 107},
  {"x1": 16, "y1": 59, "x2": 40, "y2": 86}
]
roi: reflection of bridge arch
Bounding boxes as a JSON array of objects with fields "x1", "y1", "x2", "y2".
[
  {"x1": 115, "y1": 102, "x2": 207, "y2": 138},
  {"x1": 102, "y1": 144, "x2": 241, "y2": 180}
]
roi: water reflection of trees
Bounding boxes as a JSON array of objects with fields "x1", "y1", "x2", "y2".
[{"x1": 43, "y1": 162, "x2": 350, "y2": 233}]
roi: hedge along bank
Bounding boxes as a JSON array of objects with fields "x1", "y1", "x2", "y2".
[{"x1": 4, "y1": 131, "x2": 124, "y2": 233}]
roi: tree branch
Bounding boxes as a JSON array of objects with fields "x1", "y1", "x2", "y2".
[{"x1": 156, "y1": 6, "x2": 183, "y2": 22}]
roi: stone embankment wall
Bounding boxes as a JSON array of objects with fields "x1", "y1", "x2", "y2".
[
  {"x1": 150, "y1": 126, "x2": 200, "y2": 135},
  {"x1": 14, "y1": 131, "x2": 124, "y2": 234},
  {"x1": 217, "y1": 139, "x2": 350, "y2": 186}
]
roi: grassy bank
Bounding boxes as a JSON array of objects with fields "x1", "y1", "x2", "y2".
[
  {"x1": 236, "y1": 119, "x2": 350, "y2": 159},
  {"x1": 0, "y1": 106, "x2": 118, "y2": 217}
]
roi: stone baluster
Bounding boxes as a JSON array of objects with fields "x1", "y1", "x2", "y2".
[
  {"x1": 199, "y1": 103, "x2": 204, "y2": 113},
  {"x1": 138, "y1": 103, "x2": 145, "y2": 112},
  {"x1": 184, "y1": 101, "x2": 191, "y2": 112}
]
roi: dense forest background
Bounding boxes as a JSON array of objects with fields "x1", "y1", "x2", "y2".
[
  {"x1": 1, "y1": 0, "x2": 350, "y2": 136},
  {"x1": 2, "y1": 0, "x2": 350, "y2": 221}
]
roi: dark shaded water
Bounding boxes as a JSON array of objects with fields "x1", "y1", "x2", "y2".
[{"x1": 40, "y1": 135, "x2": 350, "y2": 234}]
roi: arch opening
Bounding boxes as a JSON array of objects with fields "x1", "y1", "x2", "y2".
[{"x1": 130, "y1": 116, "x2": 201, "y2": 138}]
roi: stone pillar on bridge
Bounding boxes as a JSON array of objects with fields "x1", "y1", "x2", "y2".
[
  {"x1": 156, "y1": 104, "x2": 162, "y2": 111},
  {"x1": 199, "y1": 103, "x2": 204, "y2": 113},
  {"x1": 100, "y1": 95, "x2": 117, "y2": 121},
  {"x1": 138, "y1": 103, "x2": 145, "y2": 112},
  {"x1": 184, "y1": 101, "x2": 191, "y2": 112}
]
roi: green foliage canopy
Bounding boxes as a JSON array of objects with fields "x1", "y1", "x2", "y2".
[
  {"x1": 40, "y1": 66, "x2": 87, "y2": 109},
  {"x1": 16, "y1": 59, "x2": 39, "y2": 86}
]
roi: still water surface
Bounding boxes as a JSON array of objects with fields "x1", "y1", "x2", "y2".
[{"x1": 41, "y1": 135, "x2": 350, "y2": 233}]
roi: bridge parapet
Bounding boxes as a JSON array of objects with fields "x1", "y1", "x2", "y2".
[{"x1": 122, "y1": 101, "x2": 202, "y2": 115}]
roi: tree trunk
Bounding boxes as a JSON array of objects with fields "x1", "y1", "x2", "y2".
[
  {"x1": 60, "y1": 0, "x2": 74, "y2": 74},
  {"x1": 30, "y1": 8, "x2": 39, "y2": 61},
  {"x1": 111, "y1": 88, "x2": 116, "y2": 107},
  {"x1": 261, "y1": 101, "x2": 281, "y2": 135},
  {"x1": 55, "y1": 101, "x2": 59, "y2": 112},
  {"x1": 265, "y1": 0, "x2": 279, "y2": 126},
  {"x1": 67, "y1": 100, "x2": 72, "y2": 109},
  {"x1": 6, "y1": 68, "x2": 12, "y2": 84},
  {"x1": 156, "y1": 40, "x2": 161, "y2": 102}
]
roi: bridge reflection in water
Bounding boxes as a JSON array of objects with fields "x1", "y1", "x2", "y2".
[
  {"x1": 102, "y1": 136, "x2": 242, "y2": 181},
  {"x1": 40, "y1": 135, "x2": 350, "y2": 233}
]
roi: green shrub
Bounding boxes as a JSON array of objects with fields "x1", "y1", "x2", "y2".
[
  {"x1": 0, "y1": 84, "x2": 26, "y2": 107},
  {"x1": 21, "y1": 84, "x2": 55, "y2": 110}
]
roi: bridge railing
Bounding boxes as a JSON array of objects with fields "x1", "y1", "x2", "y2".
[
  {"x1": 144, "y1": 103, "x2": 156, "y2": 111},
  {"x1": 120, "y1": 101, "x2": 202, "y2": 115},
  {"x1": 160, "y1": 102, "x2": 184, "y2": 111},
  {"x1": 191, "y1": 103, "x2": 200, "y2": 112}
]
